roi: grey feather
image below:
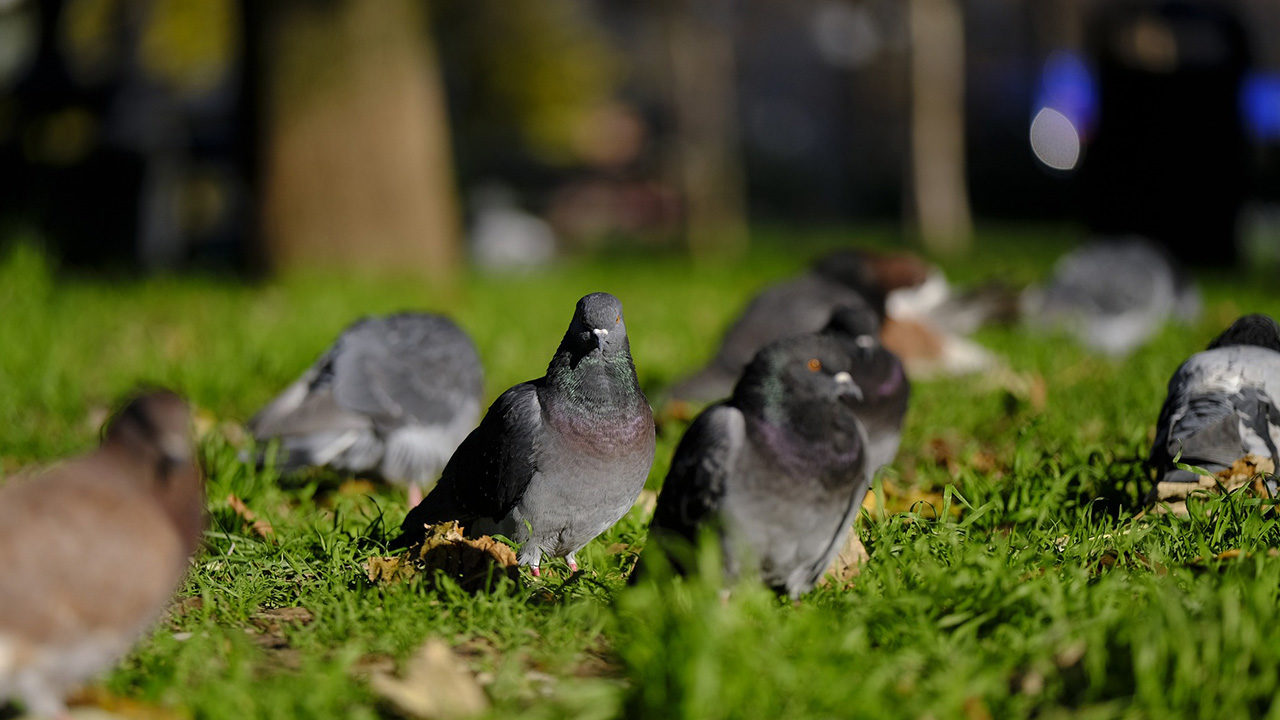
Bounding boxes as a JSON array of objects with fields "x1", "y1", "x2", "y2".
[
  {"x1": 643, "y1": 334, "x2": 870, "y2": 598},
  {"x1": 249, "y1": 313, "x2": 483, "y2": 493},
  {"x1": 1151, "y1": 342, "x2": 1280, "y2": 490},
  {"x1": 400, "y1": 292, "x2": 656, "y2": 571},
  {"x1": 668, "y1": 276, "x2": 878, "y2": 403},
  {"x1": 1023, "y1": 237, "x2": 1200, "y2": 356}
]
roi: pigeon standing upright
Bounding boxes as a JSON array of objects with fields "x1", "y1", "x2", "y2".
[
  {"x1": 1149, "y1": 314, "x2": 1280, "y2": 495},
  {"x1": 0, "y1": 390, "x2": 205, "y2": 718},
  {"x1": 640, "y1": 334, "x2": 870, "y2": 598},
  {"x1": 249, "y1": 313, "x2": 484, "y2": 506},
  {"x1": 667, "y1": 248, "x2": 928, "y2": 403},
  {"x1": 1022, "y1": 237, "x2": 1201, "y2": 356},
  {"x1": 399, "y1": 292, "x2": 655, "y2": 575}
]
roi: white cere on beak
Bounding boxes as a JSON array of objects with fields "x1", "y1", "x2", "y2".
[
  {"x1": 593, "y1": 328, "x2": 609, "y2": 339},
  {"x1": 855, "y1": 335, "x2": 876, "y2": 349},
  {"x1": 833, "y1": 371, "x2": 863, "y2": 400}
]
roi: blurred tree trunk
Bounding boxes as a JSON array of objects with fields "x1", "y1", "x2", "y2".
[
  {"x1": 259, "y1": 0, "x2": 459, "y2": 278},
  {"x1": 908, "y1": 0, "x2": 972, "y2": 254},
  {"x1": 659, "y1": 0, "x2": 748, "y2": 261}
]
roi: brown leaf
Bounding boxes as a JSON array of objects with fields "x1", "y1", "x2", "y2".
[
  {"x1": 350, "y1": 653, "x2": 398, "y2": 679},
  {"x1": 226, "y1": 494, "x2": 275, "y2": 538},
  {"x1": 252, "y1": 606, "x2": 315, "y2": 629},
  {"x1": 823, "y1": 527, "x2": 868, "y2": 586},
  {"x1": 1149, "y1": 454, "x2": 1277, "y2": 516},
  {"x1": 369, "y1": 638, "x2": 489, "y2": 719},
  {"x1": 377, "y1": 521, "x2": 519, "y2": 592},
  {"x1": 67, "y1": 687, "x2": 186, "y2": 719},
  {"x1": 963, "y1": 696, "x2": 993, "y2": 720},
  {"x1": 366, "y1": 555, "x2": 416, "y2": 584},
  {"x1": 631, "y1": 489, "x2": 658, "y2": 519},
  {"x1": 168, "y1": 595, "x2": 204, "y2": 618},
  {"x1": 338, "y1": 479, "x2": 378, "y2": 496},
  {"x1": 657, "y1": 399, "x2": 697, "y2": 425}
]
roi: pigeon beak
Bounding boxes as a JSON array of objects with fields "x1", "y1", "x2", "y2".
[
  {"x1": 592, "y1": 328, "x2": 609, "y2": 351},
  {"x1": 833, "y1": 371, "x2": 863, "y2": 401}
]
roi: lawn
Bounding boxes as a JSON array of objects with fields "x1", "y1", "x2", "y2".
[{"x1": 4, "y1": 226, "x2": 1280, "y2": 720}]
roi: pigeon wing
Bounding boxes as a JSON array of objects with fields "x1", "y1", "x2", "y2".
[
  {"x1": 649, "y1": 403, "x2": 745, "y2": 545},
  {"x1": 330, "y1": 316, "x2": 482, "y2": 430},
  {"x1": 399, "y1": 382, "x2": 542, "y2": 535},
  {"x1": 248, "y1": 331, "x2": 370, "y2": 441}
]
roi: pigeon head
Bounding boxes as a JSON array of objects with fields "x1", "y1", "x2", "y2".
[
  {"x1": 822, "y1": 304, "x2": 882, "y2": 344},
  {"x1": 1207, "y1": 314, "x2": 1280, "y2": 353},
  {"x1": 735, "y1": 336, "x2": 865, "y2": 441},
  {"x1": 562, "y1": 292, "x2": 629, "y2": 358},
  {"x1": 812, "y1": 249, "x2": 930, "y2": 313},
  {"x1": 104, "y1": 390, "x2": 205, "y2": 554}
]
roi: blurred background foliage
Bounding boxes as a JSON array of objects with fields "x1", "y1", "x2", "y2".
[{"x1": 1, "y1": 0, "x2": 1276, "y2": 278}]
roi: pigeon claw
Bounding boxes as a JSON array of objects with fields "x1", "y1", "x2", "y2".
[
  {"x1": 530, "y1": 566, "x2": 541, "y2": 578},
  {"x1": 568, "y1": 560, "x2": 579, "y2": 573}
]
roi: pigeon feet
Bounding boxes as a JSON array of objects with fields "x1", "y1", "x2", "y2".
[
  {"x1": 530, "y1": 566, "x2": 541, "y2": 578},
  {"x1": 567, "y1": 559, "x2": 579, "y2": 573},
  {"x1": 407, "y1": 485, "x2": 424, "y2": 508}
]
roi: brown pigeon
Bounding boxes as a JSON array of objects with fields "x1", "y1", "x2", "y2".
[{"x1": 0, "y1": 390, "x2": 205, "y2": 718}]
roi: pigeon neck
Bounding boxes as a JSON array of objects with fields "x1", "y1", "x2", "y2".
[
  {"x1": 545, "y1": 341, "x2": 642, "y2": 408},
  {"x1": 748, "y1": 408, "x2": 864, "y2": 479}
]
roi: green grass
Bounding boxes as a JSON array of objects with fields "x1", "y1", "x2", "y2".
[{"x1": 4, "y1": 226, "x2": 1280, "y2": 719}]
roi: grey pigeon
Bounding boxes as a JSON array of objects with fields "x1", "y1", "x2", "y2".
[
  {"x1": 399, "y1": 292, "x2": 655, "y2": 575},
  {"x1": 1022, "y1": 237, "x2": 1201, "y2": 356},
  {"x1": 0, "y1": 390, "x2": 205, "y2": 718},
  {"x1": 821, "y1": 306, "x2": 910, "y2": 478},
  {"x1": 1149, "y1": 314, "x2": 1280, "y2": 492},
  {"x1": 641, "y1": 334, "x2": 870, "y2": 598},
  {"x1": 249, "y1": 313, "x2": 484, "y2": 506},
  {"x1": 667, "y1": 248, "x2": 929, "y2": 403}
]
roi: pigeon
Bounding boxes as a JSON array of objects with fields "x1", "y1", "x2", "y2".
[
  {"x1": 641, "y1": 334, "x2": 870, "y2": 599},
  {"x1": 399, "y1": 292, "x2": 655, "y2": 575},
  {"x1": 0, "y1": 390, "x2": 205, "y2": 718},
  {"x1": 821, "y1": 306, "x2": 911, "y2": 477},
  {"x1": 249, "y1": 313, "x2": 484, "y2": 506},
  {"x1": 1149, "y1": 314, "x2": 1280, "y2": 493},
  {"x1": 667, "y1": 248, "x2": 929, "y2": 403},
  {"x1": 1022, "y1": 236, "x2": 1201, "y2": 356},
  {"x1": 468, "y1": 183, "x2": 557, "y2": 272}
]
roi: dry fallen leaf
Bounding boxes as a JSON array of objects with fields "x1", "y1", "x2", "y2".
[
  {"x1": 366, "y1": 555, "x2": 416, "y2": 584},
  {"x1": 823, "y1": 527, "x2": 868, "y2": 586},
  {"x1": 369, "y1": 638, "x2": 489, "y2": 719},
  {"x1": 226, "y1": 494, "x2": 275, "y2": 538},
  {"x1": 632, "y1": 489, "x2": 658, "y2": 518},
  {"x1": 1149, "y1": 455, "x2": 1276, "y2": 517},
  {"x1": 251, "y1": 606, "x2": 315, "y2": 633},
  {"x1": 67, "y1": 686, "x2": 185, "y2": 720},
  {"x1": 369, "y1": 522, "x2": 518, "y2": 592},
  {"x1": 338, "y1": 479, "x2": 377, "y2": 496}
]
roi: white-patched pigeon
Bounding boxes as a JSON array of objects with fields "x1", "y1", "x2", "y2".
[
  {"x1": 1150, "y1": 314, "x2": 1280, "y2": 491},
  {"x1": 1023, "y1": 237, "x2": 1201, "y2": 356},
  {"x1": 667, "y1": 248, "x2": 929, "y2": 403},
  {"x1": 249, "y1": 313, "x2": 484, "y2": 506}
]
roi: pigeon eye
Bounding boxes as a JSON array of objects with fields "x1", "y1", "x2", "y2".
[
  {"x1": 806, "y1": 358, "x2": 822, "y2": 372},
  {"x1": 615, "y1": 314, "x2": 621, "y2": 323}
]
